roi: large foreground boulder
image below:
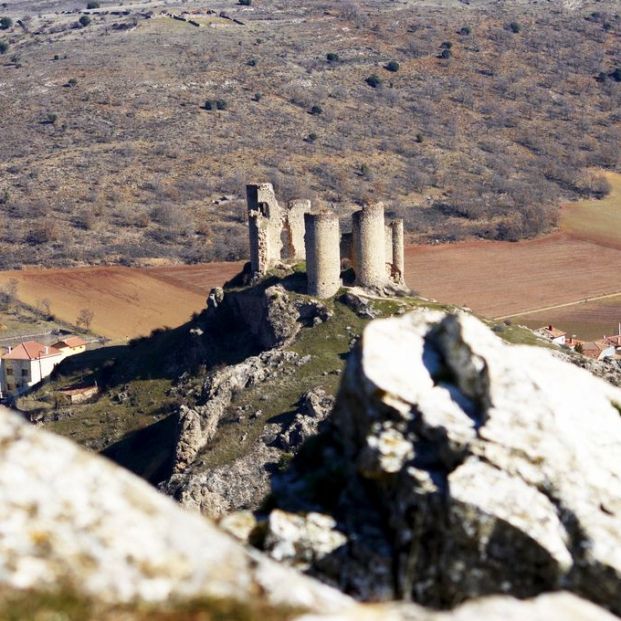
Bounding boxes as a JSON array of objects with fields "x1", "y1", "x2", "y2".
[
  {"x1": 270, "y1": 311, "x2": 621, "y2": 614},
  {"x1": 0, "y1": 404, "x2": 350, "y2": 611}
]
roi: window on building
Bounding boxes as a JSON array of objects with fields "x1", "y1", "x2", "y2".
[{"x1": 21, "y1": 369, "x2": 28, "y2": 377}]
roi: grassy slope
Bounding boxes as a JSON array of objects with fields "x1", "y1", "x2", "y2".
[{"x1": 560, "y1": 171, "x2": 621, "y2": 248}]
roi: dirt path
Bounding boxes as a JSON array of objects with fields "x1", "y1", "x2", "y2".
[{"x1": 495, "y1": 291, "x2": 621, "y2": 321}]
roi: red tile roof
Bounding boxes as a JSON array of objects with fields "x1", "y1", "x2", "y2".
[
  {"x1": 53, "y1": 336, "x2": 87, "y2": 349},
  {"x1": 2, "y1": 341, "x2": 62, "y2": 361}
]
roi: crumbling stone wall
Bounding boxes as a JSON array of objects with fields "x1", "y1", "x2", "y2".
[
  {"x1": 352, "y1": 204, "x2": 386, "y2": 289},
  {"x1": 390, "y1": 219, "x2": 405, "y2": 285},
  {"x1": 304, "y1": 212, "x2": 341, "y2": 298},
  {"x1": 247, "y1": 183, "x2": 283, "y2": 275},
  {"x1": 284, "y1": 199, "x2": 311, "y2": 261}
]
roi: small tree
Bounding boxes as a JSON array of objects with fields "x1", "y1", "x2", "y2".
[
  {"x1": 309, "y1": 104, "x2": 322, "y2": 115},
  {"x1": 79, "y1": 14, "x2": 91, "y2": 26},
  {"x1": 574, "y1": 342, "x2": 584, "y2": 354},
  {"x1": 326, "y1": 52, "x2": 339, "y2": 63},
  {"x1": 0, "y1": 40, "x2": 8, "y2": 54},
  {"x1": 385, "y1": 60, "x2": 400, "y2": 72},
  {"x1": 239, "y1": 0, "x2": 251, "y2": 5},
  {"x1": 365, "y1": 74, "x2": 382, "y2": 88},
  {"x1": 507, "y1": 21, "x2": 521, "y2": 33},
  {"x1": 86, "y1": 1, "x2": 100, "y2": 7},
  {"x1": 0, "y1": 16, "x2": 12, "y2": 30},
  {"x1": 77, "y1": 308, "x2": 95, "y2": 331}
]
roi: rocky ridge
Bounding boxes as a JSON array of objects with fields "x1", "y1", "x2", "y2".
[{"x1": 260, "y1": 310, "x2": 621, "y2": 615}]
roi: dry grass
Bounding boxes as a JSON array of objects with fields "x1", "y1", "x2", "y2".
[
  {"x1": 560, "y1": 171, "x2": 621, "y2": 248},
  {"x1": 0, "y1": 0, "x2": 619, "y2": 267}
]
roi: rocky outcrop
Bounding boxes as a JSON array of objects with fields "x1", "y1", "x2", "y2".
[
  {"x1": 165, "y1": 387, "x2": 334, "y2": 518},
  {"x1": 224, "y1": 284, "x2": 331, "y2": 350},
  {"x1": 171, "y1": 349, "x2": 302, "y2": 474},
  {"x1": 267, "y1": 311, "x2": 621, "y2": 614}
]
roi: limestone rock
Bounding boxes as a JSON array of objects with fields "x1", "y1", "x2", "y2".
[
  {"x1": 263, "y1": 510, "x2": 347, "y2": 571},
  {"x1": 171, "y1": 349, "x2": 301, "y2": 474},
  {"x1": 0, "y1": 405, "x2": 353, "y2": 611},
  {"x1": 282, "y1": 310, "x2": 621, "y2": 613}
]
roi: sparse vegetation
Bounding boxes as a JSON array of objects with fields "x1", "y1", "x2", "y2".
[
  {"x1": 365, "y1": 74, "x2": 382, "y2": 88},
  {"x1": 385, "y1": 60, "x2": 400, "y2": 72},
  {"x1": 0, "y1": 16, "x2": 12, "y2": 30},
  {"x1": 79, "y1": 15, "x2": 91, "y2": 27}
]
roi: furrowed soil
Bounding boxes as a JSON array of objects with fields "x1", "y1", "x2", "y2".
[{"x1": 0, "y1": 263, "x2": 241, "y2": 341}]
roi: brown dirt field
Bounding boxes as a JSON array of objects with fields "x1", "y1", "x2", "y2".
[
  {"x1": 0, "y1": 265, "x2": 241, "y2": 342},
  {"x1": 511, "y1": 295, "x2": 621, "y2": 341},
  {"x1": 143, "y1": 262, "x2": 244, "y2": 296},
  {"x1": 404, "y1": 234, "x2": 621, "y2": 319}
]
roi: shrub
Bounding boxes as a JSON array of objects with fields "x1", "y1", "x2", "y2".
[
  {"x1": 204, "y1": 100, "x2": 214, "y2": 110},
  {"x1": 79, "y1": 15, "x2": 91, "y2": 26},
  {"x1": 252, "y1": 92, "x2": 262, "y2": 102},
  {"x1": 246, "y1": 58, "x2": 256, "y2": 66},
  {"x1": 0, "y1": 40, "x2": 7, "y2": 54},
  {"x1": 0, "y1": 16, "x2": 12, "y2": 29},
  {"x1": 86, "y1": 1, "x2": 99, "y2": 7},
  {"x1": 306, "y1": 132, "x2": 318, "y2": 143},
  {"x1": 215, "y1": 99, "x2": 227, "y2": 110},
  {"x1": 326, "y1": 52, "x2": 339, "y2": 62},
  {"x1": 385, "y1": 60, "x2": 400, "y2": 72},
  {"x1": 439, "y1": 48, "x2": 452, "y2": 60},
  {"x1": 507, "y1": 21, "x2": 521, "y2": 33},
  {"x1": 239, "y1": 0, "x2": 251, "y2": 5},
  {"x1": 365, "y1": 74, "x2": 382, "y2": 88},
  {"x1": 309, "y1": 104, "x2": 322, "y2": 115},
  {"x1": 459, "y1": 26, "x2": 471, "y2": 35},
  {"x1": 441, "y1": 41, "x2": 452, "y2": 49}
]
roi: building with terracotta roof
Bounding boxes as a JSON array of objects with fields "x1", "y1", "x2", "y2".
[
  {"x1": 535, "y1": 325, "x2": 567, "y2": 346},
  {"x1": 0, "y1": 341, "x2": 64, "y2": 398},
  {"x1": 580, "y1": 339, "x2": 616, "y2": 361},
  {"x1": 52, "y1": 335, "x2": 87, "y2": 356}
]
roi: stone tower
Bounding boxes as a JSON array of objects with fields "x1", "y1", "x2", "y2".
[
  {"x1": 246, "y1": 183, "x2": 283, "y2": 275},
  {"x1": 352, "y1": 203, "x2": 386, "y2": 289},
  {"x1": 304, "y1": 212, "x2": 341, "y2": 299}
]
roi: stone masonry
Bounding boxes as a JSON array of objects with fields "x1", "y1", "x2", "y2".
[
  {"x1": 246, "y1": 184, "x2": 405, "y2": 295},
  {"x1": 352, "y1": 203, "x2": 387, "y2": 289},
  {"x1": 304, "y1": 212, "x2": 341, "y2": 298},
  {"x1": 247, "y1": 183, "x2": 283, "y2": 275}
]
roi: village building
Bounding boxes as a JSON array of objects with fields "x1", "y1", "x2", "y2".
[
  {"x1": 580, "y1": 339, "x2": 616, "y2": 361},
  {"x1": 52, "y1": 335, "x2": 87, "y2": 356},
  {"x1": 0, "y1": 341, "x2": 64, "y2": 398},
  {"x1": 535, "y1": 325, "x2": 567, "y2": 346}
]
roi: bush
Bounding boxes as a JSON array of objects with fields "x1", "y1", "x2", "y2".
[
  {"x1": 441, "y1": 41, "x2": 452, "y2": 49},
  {"x1": 86, "y1": 1, "x2": 99, "y2": 7},
  {"x1": 252, "y1": 92, "x2": 262, "y2": 102},
  {"x1": 507, "y1": 21, "x2": 521, "y2": 33},
  {"x1": 239, "y1": 0, "x2": 251, "y2": 5},
  {"x1": 309, "y1": 104, "x2": 322, "y2": 115},
  {"x1": 0, "y1": 16, "x2": 12, "y2": 30},
  {"x1": 385, "y1": 60, "x2": 400, "y2": 72},
  {"x1": 203, "y1": 99, "x2": 227, "y2": 111},
  {"x1": 246, "y1": 58, "x2": 256, "y2": 66},
  {"x1": 215, "y1": 99, "x2": 227, "y2": 110},
  {"x1": 306, "y1": 132, "x2": 318, "y2": 143},
  {"x1": 439, "y1": 48, "x2": 452, "y2": 60},
  {"x1": 326, "y1": 52, "x2": 339, "y2": 62},
  {"x1": 78, "y1": 15, "x2": 91, "y2": 26},
  {"x1": 459, "y1": 26, "x2": 471, "y2": 35},
  {"x1": 0, "y1": 40, "x2": 8, "y2": 54},
  {"x1": 365, "y1": 74, "x2": 382, "y2": 88}
]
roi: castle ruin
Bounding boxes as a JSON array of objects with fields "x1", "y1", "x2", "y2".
[{"x1": 246, "y1": 183, "x2": 405, "y2": 298}]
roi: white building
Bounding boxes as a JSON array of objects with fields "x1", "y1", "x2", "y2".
[{"x1": 0, "y1": 341, "x2": 64, "y2": 398}]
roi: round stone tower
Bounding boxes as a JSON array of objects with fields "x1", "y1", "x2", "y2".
[
  {"x1": 304, "y1": 212, "x2": 341, "y2": 299},
  {"x1": 352, "y1": 203, "x2": 386, "y2": 289}
]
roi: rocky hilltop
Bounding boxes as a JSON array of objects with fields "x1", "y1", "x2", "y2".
[{"x1": 1, "y1": 304, "x2": 621, "y2": 618}]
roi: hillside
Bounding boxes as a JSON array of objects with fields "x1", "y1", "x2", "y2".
[{"x1": 0, "y1": 0, "x2": 620, "y2": 268}]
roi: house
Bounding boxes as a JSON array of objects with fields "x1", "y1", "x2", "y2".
[
  {"x1": 580, "y1": 339, "x2": 616, "y2": 361},
  {"x1": 535, "y1": 325, "x2": 567, "y2": 346},
  {"x1": 52, "y1": 335, "x2": 87, "y2": 356},
  {"x1": 0, "y1": 341, "x2": 64, "y2": 398}
]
